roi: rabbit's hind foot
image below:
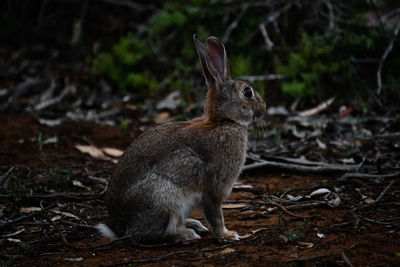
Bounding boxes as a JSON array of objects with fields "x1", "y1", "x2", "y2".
[{"x1": 185, "y1": 218, "x2": 208, "y2": 235}]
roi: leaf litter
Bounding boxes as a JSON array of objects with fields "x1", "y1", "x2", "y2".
[{"x1": 1, "y1": 71, "x2": 400, "y2": 266}]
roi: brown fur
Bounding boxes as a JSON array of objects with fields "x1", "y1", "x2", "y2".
[{"x1": 97, "y1": 35, "x2": 266, "y2": 244}]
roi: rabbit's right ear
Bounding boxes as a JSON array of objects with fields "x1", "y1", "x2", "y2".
[
  {"x1": 204, "y1": 36, "x2": 231, "y2": 85},
  {"x1": 193, "y1": 34, "x2": 215, "y2": 88}
]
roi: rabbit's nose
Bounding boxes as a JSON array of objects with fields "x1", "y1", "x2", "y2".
[{"x1": 254, "y1": 101, "x2": 266, "y2": 119}]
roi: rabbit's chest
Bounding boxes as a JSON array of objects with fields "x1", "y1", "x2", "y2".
[{"x1": 212, "y1": 129, "x2": 247, "y2": 177}]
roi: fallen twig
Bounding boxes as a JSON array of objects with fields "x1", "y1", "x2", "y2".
[
  {"x1": 0, "y1": 166, "x2": 14, "y2": 185},
  {"x1": 0, "y1": 213, "x2": 37, "y2": 230},
  {"x1": 376, "y1": 132, "x2": 400, "y2": 138},
  {"x1": 264, "y1": 199, "x2": 312, "y2": 218},
  {"x1": 27, "y1": 192, "x2": 104, "y2": 201},
  {"x1": 222, "y1": 6, "x2": 248, "y2": 43},
  {"x1": 377, "y1": 20, "x2": 400, "y2": 95},
  {"x1": 298, "y1": 97, "x2": 335, "y2": 117},
  {"x1": 109, "y1": 242, "x2": 239, "y2": 266},
  {"x1": 341, "y1": 250, "x2": 354, "y2": 267},
  {"x1": 262, "y1": 155, "x2": 347, "y2": 167},
  {"x1": 337, "y1": 172, "x2": 400, "y2": 182},
  {"x1": 353, "y1": 180, "x2": 396, "y2": 211},
  {"x1": 243, "y1": 159, "x2": 357, "y2": 173}
]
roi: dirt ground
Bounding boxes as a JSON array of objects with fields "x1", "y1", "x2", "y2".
[{"x1": 1, "y1": 110, "x2": 400, "y2": 266}]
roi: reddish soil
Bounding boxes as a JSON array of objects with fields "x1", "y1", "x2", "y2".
[{"x1": 1, "y1": 111, "x2": 399, "y2": 266}]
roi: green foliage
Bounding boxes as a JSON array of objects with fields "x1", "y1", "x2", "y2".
[
  {"x1": 284, "y1": 218, "x2": 309, "y2": 242},
  {"x1": 92, "y1": 34, "x2": 158, "y2": 92},
  {"x1": 120, "y1": 119, "x2": 130, "y2": 130},
  {"x1": 276, "y1": 21, "x2": 400, "y2": 101},
  {"x1": 276, "y1": 32, "x2": 359, "y2": 99},
  {"x1": 91, "y1": 0, "x2": 400, "y2": 105},
  {"x1": 151, "y1": 10, "x2": 187, "y2": 33},
  {"x1": 37, "y1": 132, "x2": 70, "y2": 185},
  {"x1": 91, "y1": 0, "x2": 267, "y2": 98},
  {"x1": 0, "y1": 256, "x2": 15, "y2": 267},
  {"x1": 4, "y1": 174, "x2": 29, "y2": 197}
]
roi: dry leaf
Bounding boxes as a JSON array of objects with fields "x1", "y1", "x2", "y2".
[
  {"x1": 7, "y1": 238, "x2": 22, "y2": 243},
  {"x1": 222, "y1": 203, "x2": 248, "y2": 209},
  {"x1": 44, "y1": 136, "x2": 58, "y2": 144},
  {"x1": 233, "y1": 182, "x2": 254, "y2": 189},
  {"x1": 240, "y1": 233, "x2": 252, "y2": 239},
  {"x1": 287, "y1": 194, "x2": 303, "y2": 201},
  {"x1": 0, "y1": 204, "x2": 5, "y2": 217},
  {"x1": 297, "y1": 241, "x2": 314, "y2": 248},
  {"x1": 50, "y1": 209, "x2": 80, "y2": 220},
  {"x1": 364, "y1": 198, "x2": 374, "y2": 204},
  {"x1": 156, "y1": 91, "x2": 181, "y2": 110},
  {"x1": 75, "y1": 145, "x2": 105, "y2": 159},
  {"x1": 51, "y1": 215, "x2": 62, "y2": 222},
  {"x1": 39, "y1": 118, "x2": 62, "y2": 127},
  {"x1": 72, "y1": 180, "x2": 91, "y2": 191},
  {"x1": 154, "y1": 112, "x2": 170, "y2": 124},
  {"x1": 20, "y1": 207, "x2": 42, "y2": 213},
  {"x1": 220, "y1": 248, "x2": 236, "y2": 254},
  {"x1": 250, "y1": 228, "x2": 269, "y2": 234},
  {"x1": 280, "y1": 234, "x2": 289, "y2": 243},
  {"x1": 206, "y1": 247, "x2": 236, "y2": 258},
  {"x1": 240, "y1": 210, "x2": 256, "y2": 215},
  {"x1": 2, "y1": 228, "x2": 25, "y2": 238},
  {"x1": 102, "y1": 147, "x2": 123, "y2": 157},
  {"x1": 75, "y1": 144, "x2": 118, "y2": 163},
  {"x1": 309, "y1": 188, "x2": 331, "y2": 197},
  {"x1": 125, "y1": 104, "x2": 138, "y2": 111},
  {"x1": 64, "y1": 257, "x2": 84, "y2": 262},
  {"x1": 267, "y1": 207, "x2": 278, "y2": 212}
]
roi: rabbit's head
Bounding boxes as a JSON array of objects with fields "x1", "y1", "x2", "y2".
[{"x1": 194, "y1": 35, "x2": 266, "y2": 126}]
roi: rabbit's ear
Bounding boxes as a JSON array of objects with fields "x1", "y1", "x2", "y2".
[
  {"x1": 205, "y1": 36, "x2": 231, "y2": 84},
  {"x1": 193, "y1": 34, "x2": 215, "y2": 88}
]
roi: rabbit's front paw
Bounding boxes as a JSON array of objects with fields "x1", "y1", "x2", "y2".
[{"x1": 219, "y1": 228, "x2": 240, "y2": 240}]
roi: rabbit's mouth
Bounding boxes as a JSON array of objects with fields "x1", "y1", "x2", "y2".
[{"x1": 253, "y1": 104, "x2": 266, "y2": 121}]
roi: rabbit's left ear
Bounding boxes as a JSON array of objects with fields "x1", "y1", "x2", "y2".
[
  {"x1": 193, "y1": 34, "x2": 215, "y2": 88},
  {"x1": 205, "y1": 36, "x2": 231, "y2": 84}
]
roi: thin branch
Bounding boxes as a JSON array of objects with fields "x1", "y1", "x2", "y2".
[
  {"x1": 298, "y1": 97, "x2": 335, "y2": 117},
  {"x1": 238, "y1": 74, "x2": 285, "y2": 82},
  {"x1": 263, "y1": 2, "x2": 293, "y2": 25},
  {"x1": 109, "y1": 242, "x2": 237, "y2": 266},
  {"x1": 259, "y1": 23, "x2": 274, "y2": 51},
  {"x1": 266, "y1": 199, "x2": 312, "y2": 218},
  {"x1": 100, "y1": 0, "x2": 155, "y2": 11},
  {"x1": 27, "y1": 192, "x2": 104, "y2": 201},
  {"x1": 353, "y1": 180, "x2": 396, "y2": 211},
  {"x1": 337, "y1": 172, "x2": 400, "y2": 182},
  {"x1": 243, "y1": 159, "x2": 358, "y2": 173},
  {"x1": 377, "y1": 21, "x2": 400, "y2": 95},
  {"x1": 0, "y1": 166, "x2": 14, "y2": 185},
  {"x1": 222, "y1": 6, "x2": 248, "y2": 43},
  {"x1": 325, "y1": 0, "x2": 335, "y2": 29},
  {"x1": 341, "y1": 250, "x2": 354, "y2": 267},
  {"x1": 250, "y1": 2, "x2": 293, "y2": 42},
  {"x1": 380, "y1": 8, "x2": 400, "y2": 24}
]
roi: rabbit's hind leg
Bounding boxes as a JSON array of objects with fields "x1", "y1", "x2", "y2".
[
  {"x1": 185, "y1": 218, "x2": 208, "y2": 235},
  {"x1": 165, "y1": 213, "x2": 201, "y2": 242}
]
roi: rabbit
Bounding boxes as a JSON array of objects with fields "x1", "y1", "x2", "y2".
[{"x1": 96, "y1": 35, "x2": 266, "y2": 244}]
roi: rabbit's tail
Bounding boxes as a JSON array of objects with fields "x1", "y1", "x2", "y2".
[{"x1": 95, "y1": 223, "x2": 118, "y2": 241}]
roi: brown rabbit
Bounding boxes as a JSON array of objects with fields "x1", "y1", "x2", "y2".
[{"x1": 96, "y1": 35, "x2": 266, "y2": 243}]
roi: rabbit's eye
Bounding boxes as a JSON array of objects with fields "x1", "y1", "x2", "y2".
[{"x1": 243, "y1": 87, "x2": 253, "y2": 98}]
